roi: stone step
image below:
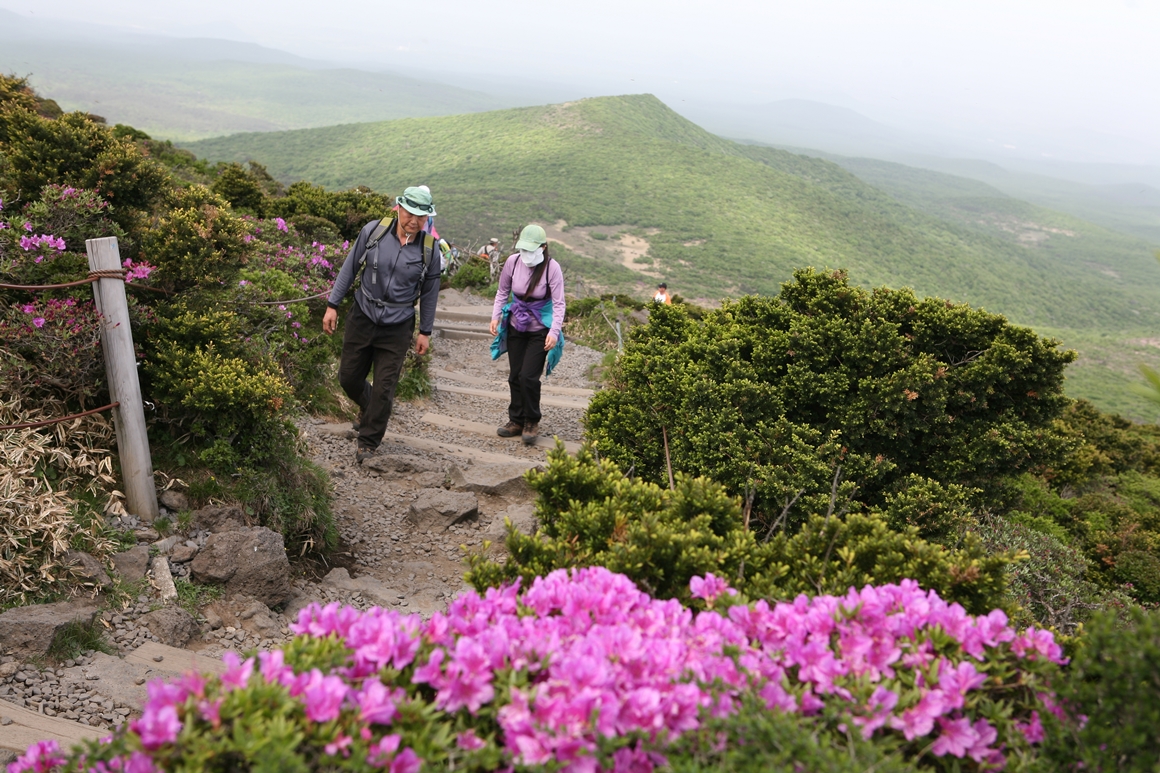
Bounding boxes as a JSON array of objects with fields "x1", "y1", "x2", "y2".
[
  {"x1": 420, "y1": 412, "x2": 582, "y2": 453},
  {"x1": 433, "y1": 304, "x2": 491, "y2": 322},
  {"x1": 0, "y1": 642, "x2": 226, "y2": 754},
  {"x1": 435, "y1": 306, "x2": 493, "y2": 323},
  {"x1": 435, "y1": 327, "x2": 493, "y2": 342},
  {"x1": 431, "y1": 369, "x2": 595, "y2": 398},
  {"x1": 435, "y1": 384, "x2": 589, "y2": 410},
  {"x1": 380, "y1": 431, "x2": 542, "y2": 467}
]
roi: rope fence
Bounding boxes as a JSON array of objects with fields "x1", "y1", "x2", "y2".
[
  {"x1": 0, "y1": 269, "x2": 171, "y2": 295},
  {"x1": 0, "y1": 401, "x2": 120, "y2": 431}
]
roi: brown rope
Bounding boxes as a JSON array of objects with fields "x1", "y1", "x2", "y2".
[
  {"x1": 0, "y1": 401, "x2": 120, "y2": 431},
  {"x1": 0, "y1": 276, "x2": 97, "y2": 291}
]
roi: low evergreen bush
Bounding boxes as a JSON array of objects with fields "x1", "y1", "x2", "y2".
[{"x1": 468, "y1": 445, "x2": 1010, "y2": 614}]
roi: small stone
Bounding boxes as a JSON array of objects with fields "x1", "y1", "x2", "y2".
[
  {"x1": 134, "y1": 677, "x2": 146, "y2": 685},
  {"x1": 0, "y1": 716, "x2": 10, "y2": 725},
  {"x1": 152, "y1": 655, "x2": 164, "y2": 662}
]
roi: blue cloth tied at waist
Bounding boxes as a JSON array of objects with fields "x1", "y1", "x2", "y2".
[{"x1": 511, "y1": 296, "x2": 550, "y2": 333}]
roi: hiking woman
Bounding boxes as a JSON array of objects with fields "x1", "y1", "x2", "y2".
[{"x1": 489, "y1": 224, "x2": 566, "y2": 445}]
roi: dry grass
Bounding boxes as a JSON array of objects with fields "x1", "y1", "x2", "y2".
[{"x1": 0, "y1": 395, "x2": 119, "y2": 606}]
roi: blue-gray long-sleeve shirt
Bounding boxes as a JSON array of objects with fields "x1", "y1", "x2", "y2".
[{"x1": 327, "y1": 218, "x2": 440, "y2": 334}]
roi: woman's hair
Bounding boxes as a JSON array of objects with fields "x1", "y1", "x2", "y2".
[{"x1": 541, "y1": 242, "x2": 551, "y2": 259}]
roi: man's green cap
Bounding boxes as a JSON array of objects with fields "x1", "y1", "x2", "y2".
[
  {"x1": 396, "y1": 186, "x2": 436, "y2": 217},
  {"x1": 515, "y1": 224, "x2": 547, "y2": 251}
]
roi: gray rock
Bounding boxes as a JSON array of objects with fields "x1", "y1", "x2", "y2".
[
  {"x1": 65, "y1": 550, "x2": 112, "y2": 587},
  {"x1": 170, "y1": 544, "x2": 198, "y2": 563},
  {"x1": 320, "y1": 568, "x2": 401, "y2": 608},
  {"x1": 111, "y1": 545, "x2": 151, "y2": 583},
  {"x1": 134, "y1": 528, "x2": 159, "y2": 542},
  {"x1": 448, "y1": 462, "x2": 535, "y2": 497},
  {"x1": 363, "y1": 454, "x2": 446, "y2": 475},
  {"x1": 202, "y1": 607, "x2": 223, "y2": 630},
  {"x1": 190, "y1": 505, "x2": 248, "y2": 533},
  {"x1": 407, "y1": 489, "x2": 479, "y2": 532},
  {"x1": 158, "y1": 489, "x2": 189, "y2": 512},
  {"x1": 190, "y1": 528, "x2": 292, "y2": 606},
  {"x1": 0, "y1": 600, "x2": 99, "y2": 657},
  {"x1": 138, "y1": 606, "x2": 197, "y2": 647},
  {"x1": 237, "y1": 598, "x2": 281, "y2": 637},
  {"x1": 282, "y1": 589, "x2": 323, "y2": 621},
  {"x1": 152, "y1": 535, "x2": 181, "y2": 554},
  {"x1": 151, "y1": 555, "x2": 178, "y2": 600},
  {"x1": 487, "y1": 503, "x2": 538, "y2": 539}
]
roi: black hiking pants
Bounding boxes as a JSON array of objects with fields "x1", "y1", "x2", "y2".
[
  {"x1": 507, "y1": 327, "x2": 548, "y2": 426},
  {"x1": 338, "y1": 303, "x2": 413, "y2": 451}
]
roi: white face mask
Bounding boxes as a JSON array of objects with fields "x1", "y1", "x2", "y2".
[{"x1": 519, "y1": 247, "x2": 545, "y2": 267}]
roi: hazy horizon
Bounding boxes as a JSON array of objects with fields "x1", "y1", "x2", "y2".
[{"x1": 2, "y1": 0, "x2": 1158, "y2": 167}]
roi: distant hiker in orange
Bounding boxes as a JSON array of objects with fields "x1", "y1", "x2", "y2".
[{"x1": 654, "y1": 283, "x2": 673, "y2": 304}]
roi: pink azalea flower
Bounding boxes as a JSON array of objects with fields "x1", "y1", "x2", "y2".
[
  {"x1": 32, "y1": 317, "x2": 45, "y2": 328},
  {"x1": 276, "y1": 217, "x2": 288, "y2": 232},
  {"x1": 20, "y1": 304, "x2": 34, "y2": 314},
  {"x1": 390, "y1": 747, "x2": 422, "y2": 773},
  {"x1": 456, "y1": 729, "x2": 486, "y2": 750},
  {"x1": 7, "y1": 739, "x2": 65, "y2": 772},
  {"x1": 132, "y1": 704, "x2": 182, "y2": 750},
  {"x1": 300, "y1": 669, "x2": 348, "y2": 722},
  {"x1": 220, "y1": 652, "x2": 254, "y2": 692},
  {"x1": 1016, "y1": 710, "x2": 1046, "y2": 744},
  {"x1": 931, "y1": 715, "x2": 978, "y2": 758},
  {"x1": 689, "y1": 573, "x2": 735, "y2": 604},
  {"x1": 368, "y1": 734, "x2": 401, "y2": 767}
]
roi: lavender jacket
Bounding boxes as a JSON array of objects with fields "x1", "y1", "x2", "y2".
[{"x1": 491, "y1": 255, "x2": 566, "y2": 340}]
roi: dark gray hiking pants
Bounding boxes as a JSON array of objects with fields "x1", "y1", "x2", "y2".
[{"x1": 338, "y1": 303, "x2": 413, "y2": 450}]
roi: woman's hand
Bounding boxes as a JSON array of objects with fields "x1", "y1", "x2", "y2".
[
  {"x1": 490, "y1": 319, "x2": 500, "y2": 336},
  {"x1": 544, "y1": 334, "x2": 558, "y2": 351}
]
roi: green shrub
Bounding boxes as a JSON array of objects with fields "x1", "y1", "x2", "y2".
[
  {"x1": 586, "y1": 269, "x2": 1076, "y2": 534},
  {"x1": 0, "y1": 107, "x2": 166, "y2": 222},
  {"x1": 140, "y1": 185, "x2": 249, "y2": 292},
  {"x1": 266, "y1": 180, "x2": 392, "y2": 240},
  {"x1": 975, "y1": 512, "x2": 1114, "y2": 634},
  {"x1": 1050, "y1": 607, "x2": 1160, "y2": 772},
  {"x1": 395, "y1": 349, "x2": 432, "y2": 401},
  {"x1": 448, "y1": 256, "x2": 491, "y2": 290},
  {"x1": 665, "y1": 697, "x2": 916, "y2": 773},
  {"x1": 211, "y1": 162, "x2": 266, "y2": 214},
  {"x1": 881, "y1": 473, "x2": 974, "y2": 544},
  {"x1": 468, "y1": 444, "x2": 1011, "y2": 614}
]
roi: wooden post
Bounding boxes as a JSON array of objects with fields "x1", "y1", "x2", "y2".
[{"x1": 86, "y1": 237, "x2": 158, "y2": 522}]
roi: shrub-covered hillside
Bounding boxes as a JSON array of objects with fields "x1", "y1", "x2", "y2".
[{"x1": 185, "y1": 95, "x2": 1160, "y2": 333}]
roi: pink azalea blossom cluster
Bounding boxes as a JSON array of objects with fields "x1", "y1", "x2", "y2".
[
  {"x1": 120, "y1": 258, "x2": 156, "y2": 283},
  {"x1": 12, "y1": 569, "x2": 1065, "y2": 773},
  {"x1": 19, "y1": 234, "x2": 66, "y2": 252}
]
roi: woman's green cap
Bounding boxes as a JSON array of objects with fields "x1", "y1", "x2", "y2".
[
  {"x1": 515, "y1": 224, "x2": 547, "y2": 251},
  {"x1": 396, "y1": 186, "x2": 436, "y2": 216}
]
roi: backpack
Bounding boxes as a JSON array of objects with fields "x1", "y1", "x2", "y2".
[{"x1": 356, "y1": 215, "x2": 436, "y2": 307}]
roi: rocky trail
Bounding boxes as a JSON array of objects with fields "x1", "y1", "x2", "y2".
[{"x1": 0, "y1": 288, "x2": 602, "y2": 759}]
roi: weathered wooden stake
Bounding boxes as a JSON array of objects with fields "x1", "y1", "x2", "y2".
[{"x1": 86, "y1": 237, "x2": 158, "y2": 522}]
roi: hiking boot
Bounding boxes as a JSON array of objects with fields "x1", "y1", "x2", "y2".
[
  {"x1": 356, "y1": 448, "x2": 374, "y2": 465},
  {"x1": 522, "y1": 422, "x2": 539, "y2": 446},
  {"x1": 497, "y1": 420, "x2": 523, "y2": 438}
]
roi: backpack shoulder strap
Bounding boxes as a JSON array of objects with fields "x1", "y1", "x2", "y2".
[
  {"x1": 357, "y1": 216, "x2": 395, "y2": 269},
  {"x1": 518, "y1": 257, "x2": 550, "y2": 303}
]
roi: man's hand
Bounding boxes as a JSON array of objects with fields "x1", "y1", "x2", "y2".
[
  {"x1": 490, "y1": 318, "x2": 500, "y2": 336},
  {"x1": 415, "y1": 334, "x2": 430, "y2": 356},
  {"x1": 544, "y1": 334, "x2": 558, "y2": 351},
  {"x1": 322, "y1": 307, "x2": 338, "y2": 335}
]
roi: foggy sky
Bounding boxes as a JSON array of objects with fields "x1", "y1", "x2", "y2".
[{"x1": 3, "y1": 0, "x2": 1158, "y2": 164}]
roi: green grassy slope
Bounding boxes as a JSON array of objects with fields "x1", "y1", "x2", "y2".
[
  {"x1": 1, "y1": 42, "x2": 507, "y2": 141},
  {"x1": 184, "y1": 95, "x2": 1160, "y2": 417}
]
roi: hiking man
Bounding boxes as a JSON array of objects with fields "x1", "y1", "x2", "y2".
[
  {"x1": 481, "y1": 237, "x2": 501, "y2": 280},
  {"x1": 654, "y1": 283, "x2": 673, "y2": 304},
  {"x1": 322, "y1": 186, "x2": 440, "y2": 463}
]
